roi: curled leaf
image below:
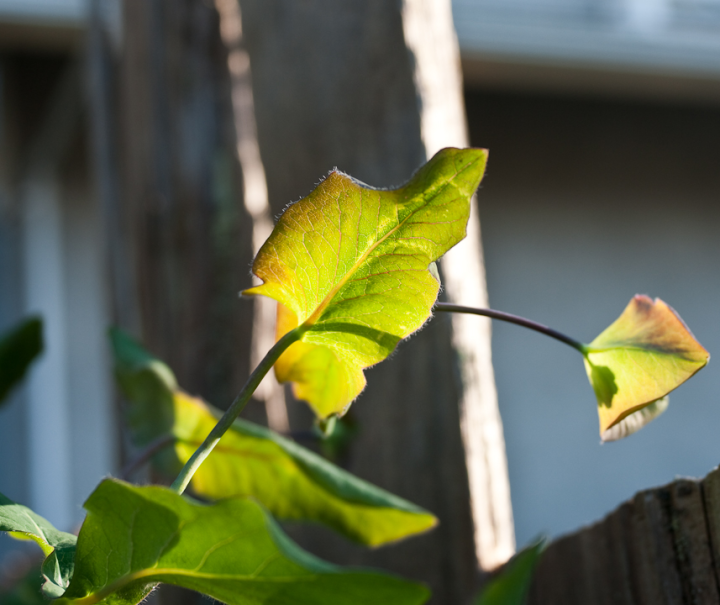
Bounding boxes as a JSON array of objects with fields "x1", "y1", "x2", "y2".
[
  {"x1": 0, "y1": 490, "x2": 76, "y2": 598},
  {"x1": 111, "y1": 329, "x2": 437, "y2": 547},
  {"x1": 243, "y1": 148, "x2": 488, "y2": 418},
  {"x1": 583, "y1": 296, "x2": 709, "y2": 440},
  {"x1": 600, "y1": 396, "x2": 669, "y2": 442},
  {"x1": 56, "y1": 480, "x2": 430, "y2": 605}
]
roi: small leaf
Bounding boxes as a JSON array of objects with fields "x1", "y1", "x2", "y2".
[
  {"x1": 0, "y1": 489, "x2": 76, "y2": 598},
  {"x1": 583, "y1": 296, "x2": 709, "y2": 440},
  {"x1": 475, "y1": 540, "x2": 544, "y2": 605},
  {"x1": 243, "y1": 148, "x2": 488, "y2": 418},
  {"x1": 0, "y1": 317, "x2": 43, "y2": 405},
  {"x1": 111, "y1": 329, "x2": 437, "y2": 547},
  {"x1": 56, "y1": 479, "x2": 430, "y2": 605}
]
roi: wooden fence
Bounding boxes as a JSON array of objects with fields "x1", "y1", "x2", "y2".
[{"x1": 528, "y1": 466, "x2": 720, "y2": 605}]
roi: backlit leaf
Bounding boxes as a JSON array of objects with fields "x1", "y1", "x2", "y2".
[
  {"x1": 111, "y1": 329, "x2": 437, "y2": 546},
  {"x1": 0, "y1": 317, "x2": 43, "y2": 405},
  {"x1": 55, "y1": 479, "x2": 430, "y2": 605},
  {"x1": 243, "y1": 148, "x2": 488, "y2": 418},
  {"x1": 475, "y1": 540, "x2": 543, "y2": 605},
  {"x1": 0, "y1": 489, "x2": 76, "y2": 598},
  {"x1": 583, "y1": 296, "x2": 709, "y2": 441}
]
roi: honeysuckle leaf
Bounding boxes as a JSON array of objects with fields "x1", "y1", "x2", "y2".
[
  {"x1": 583, "y1": 296, "x2": 709, "y2": 441},
  {"x1": 0, "y1": 489, "x2": 76, "y2": 598},
  {"x1": 0, "y1": 317, "x2": 43, "y2": 405},
  {"x1": 475, "y1": 540, "x2": 543, "y2": 605},
  {"x1": 111, "y1": 329, "x2": 437, "y2": 546},
  {"x1": 242, "y1": 147, "x2": 488, "y2": 418},
  {"x1": 55, "y1": 479, "x2": 430, "y2": 605}
]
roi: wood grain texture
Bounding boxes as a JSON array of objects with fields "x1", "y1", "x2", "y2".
[
  {"x1": 527, "y1": 467, "x2": 720, "y2": 605},
  {"x1": 239, "y1": 1, "x2": 504, "y2": 602},
  {"x1": 117, "y1": 0, "x2": 256, "y2": 410}
]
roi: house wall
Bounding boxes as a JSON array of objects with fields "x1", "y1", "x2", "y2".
[
  {"x1": 0, "y1": 53, "x2": 115, "y2": 551},
  {"x1": 466, "y1": 87, "x2": 720, "y2": 546}
]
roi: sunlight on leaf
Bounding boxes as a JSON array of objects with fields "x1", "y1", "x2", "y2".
[
  {"x1": 243, "y1": 148, "x2": 488, "y2": 418},
  {"x1": 0, "y1": 489, "x2": 76, "y2": 598},
  {"x1": 475, "y1": 540, "x2": 544, "y2": 605},
  {"x1": 0, "y1": 317, "x2": 43, "y2": 406},
  {"x1": 111, "y1": 329, "x2": 437, "y2": 547},
  {"x1": 55, "y1": 480, "x2": 430, "y2": 605},
  {"x1": 583, "y1": 296, "x2": 709, "y2": 441}
]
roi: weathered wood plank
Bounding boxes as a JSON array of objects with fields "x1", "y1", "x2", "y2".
[
  {"x1": 528, "y1": 469, "x2": 720, "y2": 605},
  {"x1": 701, "y1": 468, "x2": 720, "y2": 587},
  {"x1": 669, "y1": 479, "x2": 719, "y2": 604}
]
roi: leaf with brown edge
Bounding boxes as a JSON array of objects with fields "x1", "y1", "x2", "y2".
[
  {"x1": 243, "y1": 147, "x2": 488, "y2": 419},
  {"x1": 582, "y1": 295, "x2": 709, "y2": 441}
]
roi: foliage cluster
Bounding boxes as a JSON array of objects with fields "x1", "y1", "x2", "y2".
[{"x1": 0, "y1": 149, "x2": 708, "y2": 604}]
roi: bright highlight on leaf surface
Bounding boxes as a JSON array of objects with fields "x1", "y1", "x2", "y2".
[
  {"x1": 0, "y1": 489, "x2": 76, "y2": 598},
  {"x1": 243, "y1": 148, "x2": 488, "y2": 418},
  {"x1": 55, "y1": 480, "x2": 429, "y2": 605},
  {"x1": 583, "y1": 295, "x2": 709, "y2": 441},
  {"x1": 111, "y1": 329, "x2": 437, "y2": 547}
]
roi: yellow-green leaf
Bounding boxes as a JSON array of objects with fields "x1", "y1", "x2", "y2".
[
  {"x1": 111, "y1": 329, "x2": 437, "y2": 547},
  {"x1": 56, "y1": 479, "x2": 430, "y2": 605},
  {"x1": 243, "y1": 148, "x2": 488, "y2": 418},
  {"x1": 583, "y1": 296, "x2": 709, "y2": 441}
]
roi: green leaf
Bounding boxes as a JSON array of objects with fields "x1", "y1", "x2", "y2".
[
  {"x1": 242, "y1": 147, "x2": 488, "y2": 418},
  {"x1": 583, "y1": 296, "x2": 709, "y2": 441},
  {"x1": 56, "y1": 479, "x2": 430, "y2": 605},
  {"x1": 111, "y1": 329, "x2": 437, "y2": 547},
  {"x1": 475, "y1": 540, "x2": 544, "y2": 605},
  {"x1": 0, "y1": 489, "x2": 76, "y2": 598},
  {"x1": 0, "y1": 317, "x2": 43, "y2": 405}
]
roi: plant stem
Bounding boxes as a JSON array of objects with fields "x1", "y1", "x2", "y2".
[
  {"x1": 121, "y1": 435, "x2": 176, "y2": 480},
  {"x1": 170, "y1": 327, "x2": 303, "y2": 494},
  {"x1": 434, "y1": 302, "x2": 586, "y2": 353}
]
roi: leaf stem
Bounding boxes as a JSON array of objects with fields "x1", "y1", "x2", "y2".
[
  {"x1": 434, "y1": 302, "x2": 586, "y2": 353},
  {"x1": 121, "y1": 435, "x2": 176, "y2": 480},
  {"x1": 170, "y1": 327, "x2": 303, "y2": 494}
]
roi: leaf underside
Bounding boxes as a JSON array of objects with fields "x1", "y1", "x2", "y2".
[
  {"x1": 583, "y1": 295, "x2": 709, "y2": 440},
  {"x1": 56, "y1": 480, "x2": 429, "y2": 605},
  {"x1": 111, "y1": 329, "x2": 436, "y2": 547},
  {"x1": 243, "y1": 147, "x2": 488, "y2": 418},
  {"x1": 0, "y1": 489, "x2": 76, "y2": 598}
]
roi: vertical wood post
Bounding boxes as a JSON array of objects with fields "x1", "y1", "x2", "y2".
[
  {"x1": 239, "y1": 1, "x2": 514, "y2": 601},
  {"x1": 114, "y1": 0, "x2": 255, "y2": 410}
]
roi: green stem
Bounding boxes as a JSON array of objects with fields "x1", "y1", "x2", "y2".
[
  {"x1": 170, "y1": 327, "x2": 303, "y2": 494},
  {"x1": 434, "y1": 302, "x2": 586, "y2": 353}
]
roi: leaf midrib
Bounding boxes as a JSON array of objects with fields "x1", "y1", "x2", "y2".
[
  {"x1": 585, "y1": 344, "x2": 707, "y2": 360},
  {"x1": 301, "y1": 173, "x2": 461, "y2": 330},
  {"x1": 68, "y1": 566, "x2": 322, "y2": 605}
]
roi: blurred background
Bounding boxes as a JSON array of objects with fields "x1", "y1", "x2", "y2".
[{"x1": 0, "y1": 0, "x2": 719, "y2": 602}]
